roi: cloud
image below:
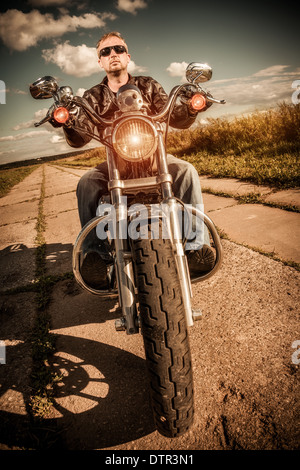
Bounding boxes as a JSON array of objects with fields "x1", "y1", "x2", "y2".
[
  {"x1": 5, "y1": 88, "x2": 27, "y2": 95},
  {"x1": 0, "y1": 9, "x2": 116, "y2": 51},
  {"x1": 50, "y1": 134, "x2": 65, "y2": 144},
  {"x1": 0, "y1": 130, "x2": 52, "y2": 142},
  {"x1": 252, "y1": 65, "x2": 290, "y2": 77},
  {"x1": 42, "y1": 41, "x2": 147, "y2": 77},
  {"x1": 128, "y1": 60, "x2": 147, "y2": 74},
  {"x1": 75, "y1": 88, "x2": 86, "y2": 97},
  {"x1": 42, "y1": 42, "x2": 99, "y2": 77},
  {"x1": 166, "y1": 61, "x2": 189, "y2": 78},
  {"x1": 208, "y1": 65, "x2": 300, "y2": 108},
  {"x1": 165, "y1": 62, "x2": 300, "y2": 109},
  {"x1": 117, "y1": 0, "x2": 148, "y2": 14},
  {"x1": 13, "y1": 109, "x2": 50, "y2": 131}
]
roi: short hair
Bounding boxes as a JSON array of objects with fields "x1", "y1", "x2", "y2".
[{"x1": 96, "y1": 31, "x2": 128, "y2": 51}]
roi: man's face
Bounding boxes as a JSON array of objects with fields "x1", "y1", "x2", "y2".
[{"x1": 97, "y1": 36, "x2": 131, "y2": 75}]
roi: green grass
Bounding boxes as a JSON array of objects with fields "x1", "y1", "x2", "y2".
[{"x1": 0, "y1": 165, "x2": 39, "y2": 198}]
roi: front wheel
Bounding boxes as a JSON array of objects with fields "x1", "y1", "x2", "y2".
[{"x1": 132, "y1": 234, "x2": 194, "y2": 437}]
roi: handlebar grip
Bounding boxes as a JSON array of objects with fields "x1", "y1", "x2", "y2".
[
  {"x1": 34, "y1": 115, "x2": 51, "y2": 127},
  {"x1": 206, "y1": 96, "x2": 226, "y2": 104}
]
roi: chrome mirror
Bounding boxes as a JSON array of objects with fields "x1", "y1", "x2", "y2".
[
  {"x1": 29, "y1": 76, "x2": 59, "y2": 99},
  {"x1": 186, "y1": 63, "x2": 212, "y2": 84}
]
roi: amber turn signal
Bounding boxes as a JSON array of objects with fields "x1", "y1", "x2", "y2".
[
  {"x1": 190, "y1": 94, "x2": 207, "y2": 111},
  {"x1": 53, "y1": 107, "x2": 69, "y2": 123}
]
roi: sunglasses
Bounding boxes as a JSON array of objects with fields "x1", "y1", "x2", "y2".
[{"x1": 99, "y1": 45, "x2": 127, "y2": 58}]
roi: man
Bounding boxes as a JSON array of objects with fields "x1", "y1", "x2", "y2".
[{"x1": 60, "y1": 31, "x2": 215, "y2": 288}]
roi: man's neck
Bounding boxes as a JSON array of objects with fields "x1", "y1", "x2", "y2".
[{"x1": 106, "y1": 71, "x2": 129, "y2": 93}]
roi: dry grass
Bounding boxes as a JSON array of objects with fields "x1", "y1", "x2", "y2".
[
  {"x1": 56, "y1": 103, "x2": 300, "y2": 189},
  {"x1": 56, "y1": 147, "x2": 106, "y2": 168},
  {"x1": 0, "y1": 165, "x2": 39, "y2": 198},
  {"x1": 167, "y1": 103, "x2": 300, "y2": 188}
]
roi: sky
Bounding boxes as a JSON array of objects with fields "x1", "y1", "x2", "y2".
[{"x1": 0, "y1": 0, "x2": 299, "y2": 165}]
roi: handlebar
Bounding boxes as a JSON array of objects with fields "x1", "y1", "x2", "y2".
[
  {"x1": 34, "y1": 104, "x2": 55, "y2": 127},
  {"x1": 34, "y1": 83, "x2": 225, "y2": 128},
  {"x1": 206, "y1": 96, "x2": 226, "y2": 105}
]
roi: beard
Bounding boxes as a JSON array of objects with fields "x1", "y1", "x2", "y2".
[{"x1": 107, "y1": 59, "x2": 127, "y2": 76}]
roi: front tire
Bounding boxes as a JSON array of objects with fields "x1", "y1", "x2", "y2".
[{"x1": 132, "y1": 234, "x2": 194, "y2": 437}]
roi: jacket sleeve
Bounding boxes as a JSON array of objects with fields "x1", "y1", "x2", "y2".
[
  {"x1": 150, "y1": 78, "x2": 198, "y2": 130},
  {"x1": 63, "y1": 91, "x2": 96, "y2": 148}
]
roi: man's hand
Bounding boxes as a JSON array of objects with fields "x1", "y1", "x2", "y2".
[
  {"x1": 48, "y1": 117, "x2": 64, "y2": 128},
  {"x1": 179, "y1": 86, "x2": 213, "y2": 114}
]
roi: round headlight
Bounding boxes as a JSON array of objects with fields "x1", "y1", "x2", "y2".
[{"x1": 112, "y1": 117, "x2": 157, "y2": 162}]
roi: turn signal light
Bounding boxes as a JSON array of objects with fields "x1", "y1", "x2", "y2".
[
  {"x1": 53, "y1": 107, "x2": 69, "y2": 123},
  {"x1": 190, "y1": 94, "x2": 207, "y2": 111}
]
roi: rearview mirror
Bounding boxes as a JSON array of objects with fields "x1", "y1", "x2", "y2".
[
  {"x1": 186, "y1": 63, "x2": 212, "y2": 84},
  {"x1": 29, "y1": 76, "x2": 59, "y2": 99}
]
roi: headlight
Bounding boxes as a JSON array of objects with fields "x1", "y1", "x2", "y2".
[{"x1": 112, "y1": 117, "x2": 157, "y2": 162}]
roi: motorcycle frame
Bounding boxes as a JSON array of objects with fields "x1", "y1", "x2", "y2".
[{"x1": 72, "y1": 118, "x2": 223, "y2": 334}]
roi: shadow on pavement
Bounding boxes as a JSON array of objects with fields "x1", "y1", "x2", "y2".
[
  {"x1": 0, "y1": 242, "x2": 156, "y2": 449},
  {"x1": 48, "y1": 334, "x2": 155, "y2": 449}
]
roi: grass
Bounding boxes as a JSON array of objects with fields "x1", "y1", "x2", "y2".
[
  {"x1": 29, "y1": 165, "x2": 60, "y2": 419},
  {"x1": 52, "y1": 103, "x2": 300, "y2": 190},
  {"x1": 0, "y1": 165, "x2": 39, "y2": 198},
  {"x1": 167, "y1": 102, "x2": 300, "y2": 189},
  {"x1": 55, "y1": 146, "x2": 106, "y2": 168}
]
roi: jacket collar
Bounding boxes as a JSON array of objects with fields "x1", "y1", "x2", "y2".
[{"x1": 100, "y1": 73, "x2": 134, "y2": 87}]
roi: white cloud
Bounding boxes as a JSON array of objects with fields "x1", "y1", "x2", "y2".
[
  {"x1": 166, "y1": 61, "x2": 189, "y2": 79},
  {"x1": 208, "y1": 65, "x2": 300, "y2": 108},
  {"x1": 75, "y1": 88, "x2": 86, "y2": 97},
  {"x1": 253, "y1": 65, "x2": 290, "y2": 77},
  {"x1": 166, "y1": 63, "x2": 300, "y2": 107},
  {"x1": 50, "y1": 134, "x2": 65, "y2": 143},
  {"x1": 165, "y1": 62, "x2": 299, "y2": 111},
  {"x1": 42, "y1": 42, "x2": 99, "y2": 77},
  {"x1": 5, "y1": 88, "x2": 27, "y2": 95},
  {"x1": 13, "y1": 109, "x2": 50, "y2": 131},
  {"x1": 42, "y1": 42, "x2": 147, "y2": 77},
  {"x1": 13, "y1": 89, "x2": 27, "y2": 95},
  {"x1": 117, "y1": 0, "x2": 148, "y2": 15},
  {"x1": 0, "y1": 130, "x2": 52, "y2": 142},
  {"x1": 0, "y1": 9, "x2": 116, "y2": 51},
  {"x1": 128, "y1": 60, "x2": 147, "y2": 74}
]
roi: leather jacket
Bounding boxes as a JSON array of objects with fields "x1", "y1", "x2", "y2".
[{"x1": 63, "y1": 74, "x2": 198, "y2": 148}]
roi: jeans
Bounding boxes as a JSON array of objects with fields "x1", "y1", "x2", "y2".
[{"x1": 76, "y1": 154, "x2": 209, "y2": 252}]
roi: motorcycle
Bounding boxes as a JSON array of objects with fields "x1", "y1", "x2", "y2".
[{"x1": 30, "y1": 62, "x2": 225, "y2": 438}]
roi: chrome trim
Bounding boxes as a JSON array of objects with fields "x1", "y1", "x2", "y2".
[
  {"x1": 186, "y1": 206, "x2": 223, "y2": 283},
  {"x1": 152, "y1": 84, "x2": 184, "y2": 121},
  {"x1": 107, "y1": 174, "x2": 173, "y2": 192},
  {"x1": 186, "y1": 62, "x2": 213, "y2": 84},
  {"x1": 112, "y1": 115, "x2": 158, "y2": 162},
  {"x1": 72, "y1": 215, "x2": 118, "y2": 298}
]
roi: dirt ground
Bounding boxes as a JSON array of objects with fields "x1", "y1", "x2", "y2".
[{"x1": 0, "y1": 164, "x2": 299, "y2": 451}]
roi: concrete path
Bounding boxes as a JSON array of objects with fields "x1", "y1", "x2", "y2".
[{"x1": 0, "y1": 164, "x2": 299, "y2": 450}]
